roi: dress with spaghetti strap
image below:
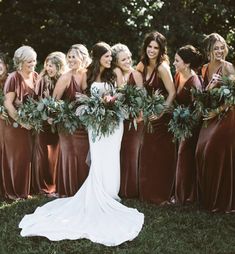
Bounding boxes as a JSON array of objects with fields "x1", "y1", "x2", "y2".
[
  {"x1": 119, "y1": 73, "x2": 144, "y2": 198},
  {"x1": 31, "y1": 77, "x2": 59, "y2": 194},
  {"x1": 174, "y1": 73, "x2": 202, "y2": 204},
  {"x1": 1, "y1": 71, "x2": 37, "y2": 199},
  {"x1": 0, "y1": 76, "x2": 8, "y2": 197},
  {"x1": 195, "y1": 65, "x2": 235, "y2": 212},
  {"x1": 56, "y1": 75, "x2": 89, "y2": 197},
  {"x1": 139, "y1": 66, "x2": 176, "y2": 204}
]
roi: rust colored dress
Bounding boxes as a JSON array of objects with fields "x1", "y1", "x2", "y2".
[
  {"x1": 31, "y1": 78, "x2": 59, "y2": 194},
  {"x1": 0, "y1": 76, "x2": 8, "y2": 196},
  {"x1": 119, "y1": 73, "x2": 144, "y2": 198},
  {"x1": 195, "y1": 65, "x2": 235, "y2": 212},
  {"x1": 139, "y1": 67, "x2": 176, "y2": 204},
  {"x1": 56, "y1": 75, "x2": 89, "y2": 197},
  {"x1": 1, "y1": 71, "x2": 37, "y2": 199},
  {"x1": 174, "y1": 73, "x2": 202, "y2": 204}
]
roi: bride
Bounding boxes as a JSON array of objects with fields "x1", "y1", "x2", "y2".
[{"x1": 19, "y1": 42, "x2": 144, "y2": 246}]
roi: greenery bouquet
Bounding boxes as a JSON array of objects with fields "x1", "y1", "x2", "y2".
[
  {"x1": 52, "y1": 99, "x2": 82, "y2": 134},
  {"x1": 168, "y1": 105, "x2": 200, "y2": 142},
  {"x1": 192, "y1": 75, "x2": 235, "y2": 122},
  {"x1": 116, "y1": 84, "x2": 146, "y2": 129},
  {"x1": 16, "y1": 97, "x2": 57, "y2": 132},
  {"x1": 142, "y1": 89, "x2": 166, "y2": 132},
  {"x1": 76, "y1": 88, "x2": 129, "y2": 142},
  {"x1": 0, "y1": 89, "x2": 9, "y2": 123}
]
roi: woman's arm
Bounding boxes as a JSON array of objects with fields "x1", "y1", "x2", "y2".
[
  {"x1": 52, "y1": 73, "x2": 70, "y2": 99},
  {"x1": 113, "y1": 67, "x2": 124, "y2": 87},
  {"x1": 4, "y1": 92, "x2": 17, "y2": 121},
  {"x1": 158, "y1": 62, "x2": 176, "y2": 107},
  {"x1": 132, "y1": 70, "x2": 143, "y2": 88},
  {"x1": 81, "y1": 71, "x2": 88, "y2": 92},
  {"x1": 135, "y1": 62, "x2": 144, "y2": 73}
]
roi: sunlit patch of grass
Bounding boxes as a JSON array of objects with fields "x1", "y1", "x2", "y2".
[{"x1": 0, "y1": 197, "x2": 234, "y2": 254}]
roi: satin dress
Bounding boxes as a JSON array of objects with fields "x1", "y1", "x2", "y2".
[
  {"x1": 1, "y1": 71, "x2": 37, "y2": 199},
  {"x1": 195, "y1": 65, "x2": 235, "y2": 212},
  {"x1": 174, "y1": 73, "x2": 202, "y2": 204},
  {"x1": 139, "y1": 66, "x2": 176, "y2": 204},
  {"x1": 31, "y1": 77, "x2": 59, "y2": 194},
  {"x1": 119, "y1": 73, "x2": 144, "y2": 198},
  {"x1": 56, "y1": 75, "x2": 89, "y2": 197}
]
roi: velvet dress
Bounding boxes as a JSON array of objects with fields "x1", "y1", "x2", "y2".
[
  {"x1": 174, "y1": 73, "x2": 202, "y2": 204},
  {"x1": 0, "y1": 77, "x2": 7, "y2": 197},
  {"x1": 31, "y1": 78, "x2": 59, "y2": 194},
  {"x1": 1, "y1": 71, "x2": 37, "y2": 199},
  {"x1": 139, "y1": 67, "x2": 176, "y2": 204},
  {"x1": 195, "y1": 65, "x2": 235, "y2": 212},
  {"x1": 56, "y1": 75, "x2": 89, "y2": 197},
  {"x1": 119, "y1": 73, "x2": 144, "y2": 198}
]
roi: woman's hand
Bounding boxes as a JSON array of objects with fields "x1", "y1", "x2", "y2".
[
  {"x1": 135, "y1": 111, "x2": 143, "y2": 123},
  {"x1": 206, "y1": 74, "x2": 222, "y2": 90},
  {"x1": 20, "y1": 122, "x2": 32, "y2": 130}
]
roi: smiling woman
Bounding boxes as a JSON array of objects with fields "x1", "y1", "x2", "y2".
[
  {"x1": 136, "y1": 31, "x2": 176, "y2": 205},
  {"x1": 2, "y1": 46, "x2": 38, "y2": 200},
  {"x1": 31, "y1": 52, "x2": 67, "y2": 196},
  {"x1": 196, "y1": 33, "x2": 235, "y2": 213},
  {"x1": 19, "y1": 42, "x2": 144, "y2": 246},
  {"x1": 52, "y1": 44, "x2": 91, "y2": 197}
]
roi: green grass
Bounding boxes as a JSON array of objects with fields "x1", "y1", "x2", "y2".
[{"x1": 0, "y1": 196, "x2": 235, "y2": 254}]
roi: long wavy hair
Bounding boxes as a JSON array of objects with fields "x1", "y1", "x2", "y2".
[
  {"x1": 38, "y1": 51, "x2": 67, "y2": 93},
  {"x1": 203, "y1": 33, "x2": 228, "y2": 61},
  {"x1": 86, "y1": 42, "x2": 116, "y2": 93},
  {"x1": 140, "y1": 31, "x2": 169, "y2": 68}
]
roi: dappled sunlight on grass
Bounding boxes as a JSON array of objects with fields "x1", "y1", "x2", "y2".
[{"x1": 0, "y1": 196, "x2": 234, "y2": 254}]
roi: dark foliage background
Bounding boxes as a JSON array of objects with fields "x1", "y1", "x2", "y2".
[{"x1": 0, "y1": 0, "x2": 234, "y2": 68}]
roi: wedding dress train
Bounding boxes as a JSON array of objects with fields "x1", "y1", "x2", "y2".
[{"x1": 19, "y1": 82, "x2": 144, "y2": 246}]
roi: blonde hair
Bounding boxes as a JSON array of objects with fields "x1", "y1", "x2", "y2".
[
  {"x1": 111, "y1": 43, "x2": 132, "y2": 66},
  {"x1": 13, "y1": 45, "x2": 37, "y2": 70},
  {"x1": 44, "y1": 51, "x2": 67, "y2": 79},
  {"x1": 67, "y1": 44, "x2": 91, "y2": 69},
  {"x1": 203, "y1": 33, "x2": 229, "y2": 61}
]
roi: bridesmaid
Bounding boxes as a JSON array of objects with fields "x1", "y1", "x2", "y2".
[
  {"x1": 173, "y1": 45, "x2": 203, "y2": 204},
  {"x1": 0, "y1": 52, "x2": 9, "y2": 197},
  {"x1": 3, "y1": 46, "x2": 37, "y2": 200},
  {"x1": 111, "y1": 43, "x2": 144, "y2": 198},
  {"x1": 136, "y1": 31, "x2": 176, "y2": 205},
  {"x1": 0, "y1": 52, "x2": 8, "y2": 88},
  {"x1": 31, "y1": 52, "x2": 67, "y2": 195},
  {"x1": 195, "y1": 33, "x2": 235, "y2": 212},
  {"x1": 53, "y1": 44, "x2": 91, "y2": 197}
]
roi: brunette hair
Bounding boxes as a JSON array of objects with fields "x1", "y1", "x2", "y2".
[
  {"x1": 177, "y1": 45, "x2": 203, "y2": 70},
  {"x1": 140, "y1": 31, "x2": 169, "y2": 67},
  {"x1": 86, "y1": 42, "x2": 116, "y2": 92}
]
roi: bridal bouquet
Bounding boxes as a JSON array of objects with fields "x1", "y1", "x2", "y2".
[
  {"x1": 116, "y1": 84, "x2": 146, "y2": 129},
  {"x1": 142, "y1": 89, "x2": 166, "y2": 132},
  {"x1": 76, "y1": 88, "x2": 129, "y2": 141},
  {"x1": 168, "y1": 105, "x2": 200, "y2": 142},
  {"x1": 0, "y1": 89, "x2": 9, "y2": 123}
]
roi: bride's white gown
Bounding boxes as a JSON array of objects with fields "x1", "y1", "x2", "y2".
[{"x1": 19, "y1": 82, "x2": 144, "y2": 246}]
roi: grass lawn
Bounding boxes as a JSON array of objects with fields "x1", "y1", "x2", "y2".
[{"x1": 0, "y1": 196, "x2": 235, "y2": 254}]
